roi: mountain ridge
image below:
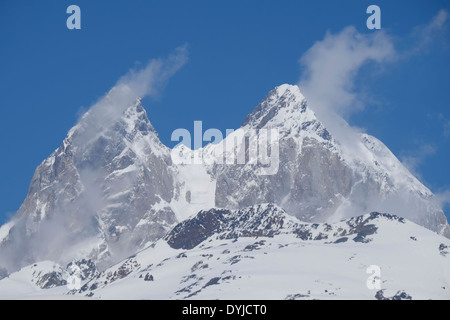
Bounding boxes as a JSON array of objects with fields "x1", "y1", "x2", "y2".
[
  {"x1": 1, "y1": 205, "x2": 449, "y2": 299},
  {"x1": 0, "y1": 84, "x2": 448, "y2": 274},
  {"x1": 210, "y1": 84, "x2": 448, "y2": 233}
]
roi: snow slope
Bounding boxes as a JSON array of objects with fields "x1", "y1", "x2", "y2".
[
  {"x1": 0, "y1": 83, "x2": 448, "y2": 280},
  {"x1": 211, "y1": 84, "x2": 449, "y2": 236},
  {"x1": 1, "y1": 205, "x2": 449, "y2": 300}
]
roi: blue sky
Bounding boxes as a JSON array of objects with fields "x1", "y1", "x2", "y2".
[{"x1": 0, "y1": 0, "x2": 449, "y2": 224}]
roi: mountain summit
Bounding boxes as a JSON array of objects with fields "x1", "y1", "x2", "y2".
[
  {"x1": 0, "y1": 84, "x2": 448, "y2": 273},
  {"x1": 0, "y1": 99, "x2": 182, "y2": 270},
  {"x1": 213, "y1": 85, "x2": 449, "y2": 234},
  {"x1": 1, "y1": 205, "x2": 449, "y2": 299}
]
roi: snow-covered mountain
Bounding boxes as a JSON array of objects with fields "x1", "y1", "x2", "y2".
[
  {"x1": 0, "y1": 84, "x2": 449, "y2": 286},
  {"x1": 209, "y1": 85, "x2": 449, "y2": 236},
  {"x1": 1, "y1": 204, "x2": 449, "y2": 299},
  {"x1": 0, "y1": 99, "x2": 187, "y2": 271}
]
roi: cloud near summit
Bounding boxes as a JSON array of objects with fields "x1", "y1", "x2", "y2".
[
  {"x1": 298, "y1": 26, "x2": 395, "y2": 119},
  {"x1": 86, "y1": 45, "x2": 188, "y2": 124},
  {"x1": 73, "y1": 46, "x2": 188, "y2": 146},
  {"x1": 296, "y1": 9, "x2": 450, "y2": 217},
  {"x1": 298, "y1": 9, "x2": 448, "y2": 120}
]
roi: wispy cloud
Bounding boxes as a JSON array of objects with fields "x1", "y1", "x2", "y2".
[
  {"x1": 80, "y1": 45, "x2": 188, "y2": 127},
  {"x1": 444, "y1": 120, "x2": 450, "y2": 138},
  {"x1": 297, "y1": 9, "x2": 449, "y2": 170},
  {"x1": 0, "y1": 47, "x2": 189, "y2": 271},
  {"x1": 400, "y1": 143, "x2": 436, "y2": 181},
  {"x1": 410, "y1": 9, "x2": 449, "y2": 54},
  {"x1": 426, "y1": 113, "x2": 450, "y2": 139},
  {"x1": 298, "y1": 9, "x2": 449, "y2": 122},
  {"x1": 296, "y1": 9, "x2": 449, "y2": 221},
  {"x1": 435, "y1": 189, "x2": 450, "y2": 212},
  {"x1": 297, "y1": 26, "x2": 396, "y2": 150},
  {"x1": 298, "y1": 26, "x2": 395, "y2": 119},
  {"x1": 114, "y1": 45, "x2": 188, "y2": 103}
]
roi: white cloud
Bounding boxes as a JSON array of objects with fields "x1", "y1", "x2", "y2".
[
  {"x1": 297, "y1": 26, "x2": 396, "y2": 150},
  {"x1": 411, "y1": 9, "x2": 449, "y2": 54},
  {"x1": 297, "y1": 10, "x2": 449, "y2": 175},
  {"x1": 298, "y1": 9, "x2": 449, "y2": 124},
  {"x1": 114, "y1": 45, "x2": 188, "y2": 103},
  {"x1": 400, "y1": 144, "x2": 436, "y2": 180},
  {"x1": 73, "y1": 45, "x2": 188, "y2": 147},
  {"x1": 296, "y1": 10, "x2": 449, "y2": 223},
  {"x1": 298, "y1": 26, "x2": 395, "y2": 119},
  {"x1": 0, "y1": 47, "x2": 189, "y2": 271},
  {"x1": 426, "y1": 113, "x2": 450, "y2": 139},
  {"x1": 444, "y1": 120, "x2": 450, "y2": 138},
  {"x1": 82, "y1": 46, "x2": 187, "y2": 126},
  {"x1": 435, "y1": 190, "x2": 450, "y2": 209}
]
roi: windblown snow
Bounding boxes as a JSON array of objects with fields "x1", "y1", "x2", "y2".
[
  {"x1": 0, "y1": 84, "x2": 449, "y2": 299},
  {"x1": 0, "y1": 206, "x2": 449, "y2": 299}
]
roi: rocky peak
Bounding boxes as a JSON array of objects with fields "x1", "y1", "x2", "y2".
[
  {"x1": 165, "y1": 204, "x2": 299, "y2": 250},
  {"x1": 166, "y1": 202, "x2": 415, "y2": 251},
  {"x1": 1, "y1": 98, "x2": 179, "y2": 272},
  {"x1": 241, "y1": 84, "x2": 331, "y2": 142},
  {"x1": 242, "y1": 84, "x2": 306, "y2": 128},
  {"x1": 1, "y1": 83, "x2": 449, "y2": 276}
]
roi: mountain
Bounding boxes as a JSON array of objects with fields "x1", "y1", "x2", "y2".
[
  {"x1": 0, "y1": 99, "x2": 186, "y2": 271},
  {"x1": 207, "y1": 85, "x2": 449, "y2": 235},
  {"x1": 0, "y1": 84, "x2": 448, "y2": 277},
  {"x1": 1, "y1": 204, "x2": 449, "y2": 299}
]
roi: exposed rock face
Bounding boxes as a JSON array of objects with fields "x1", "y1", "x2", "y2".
[
  {"x1": 0, "y1": 100, "x2": 181, "y2": 271},
  {"x1": 36, "y1": 271, "x2": 67, "y2": 289},
  {"x1": 166, "y1": 204, "x2": 297, "y2": 249},
  {"x1": 0, "y1": 84, "x2": 448, "y2": 274},
  {"x1": 214, "y1": 136, "x2": 354, "y2": 222},
  {"x1": 209, "y1": 85, "x2": 448, "y2": 234},
  {"x1": 375, "y1": 290, "x2": 413, "y2": 300},
  {"x1": 56, "y1": 205, "x2": 449, "y2": 300},
  {"x1": 166, "y1": 204, "x2": 407, "y2": 250},
  {"x1": 0, "y1": 268, "x2": 8, "y2": 281},
  {"x1": 66, "y1": 259, "x2": 99, "y2": 281}
]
